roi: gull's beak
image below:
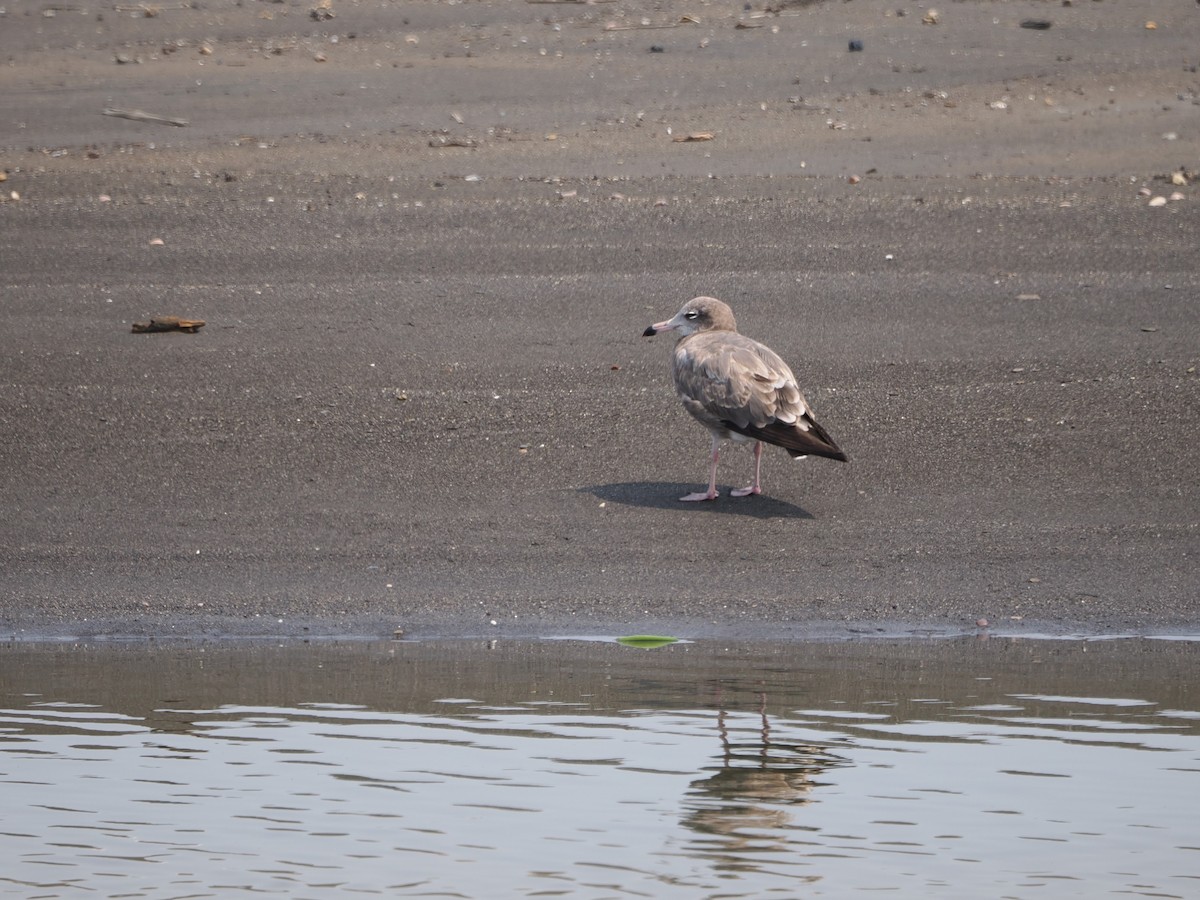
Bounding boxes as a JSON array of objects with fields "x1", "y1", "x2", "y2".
[{"x1": 642, "y1": 318, "x2": 675, "y2": 337}]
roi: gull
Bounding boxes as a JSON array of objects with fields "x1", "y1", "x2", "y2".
[{"x1": 643, "y1": 296, "x2": 847, "y2": 501}]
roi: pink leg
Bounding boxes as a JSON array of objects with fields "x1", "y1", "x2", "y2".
[
  {"x1": 681, "y1": 436, "x2": 721, "y2": 501},
  {"x1": 731, "y1": 442, "x2": 763, "y2": 497}
]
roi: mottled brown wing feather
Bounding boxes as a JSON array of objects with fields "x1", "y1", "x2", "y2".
[{"x1": 674, "y1": 331, "x2": 847, "y2": 461}]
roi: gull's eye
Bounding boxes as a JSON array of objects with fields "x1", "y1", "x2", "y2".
[{"x1": 684, "y1": 310, "x2": 699, "y2": 320}]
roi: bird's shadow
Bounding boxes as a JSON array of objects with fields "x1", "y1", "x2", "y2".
[{"x1": 581, "y1": 482, "x2": 814, "y2": 519}]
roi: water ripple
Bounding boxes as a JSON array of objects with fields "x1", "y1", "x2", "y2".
[{"x1": 0, "y1": 638, "x2": 1197, "y2": 897}]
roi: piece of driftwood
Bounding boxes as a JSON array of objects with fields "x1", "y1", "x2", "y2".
[
  {"x1": 103, "y1": 107, "x2": 189, "y2": 127},
  {"x1": 131, "y1": 316, "x2": 206, "y2": 334}
]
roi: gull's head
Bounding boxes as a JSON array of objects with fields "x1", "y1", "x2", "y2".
[{"x1": 642, "y1": 296, "x2": 737, "y2": 338}]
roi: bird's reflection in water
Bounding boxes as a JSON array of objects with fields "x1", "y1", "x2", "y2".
[{"x1": 681, "y1": 692, "x2": 849, "y2": 875}]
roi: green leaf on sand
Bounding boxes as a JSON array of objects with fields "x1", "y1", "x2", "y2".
[{"x1": 617, "y1": 635, "x2": 679, "y2": 649}]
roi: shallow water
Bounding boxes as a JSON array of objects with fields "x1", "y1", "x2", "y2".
[{"x1": 1, "y1": 636, "x2": 1198, "y2": 898}]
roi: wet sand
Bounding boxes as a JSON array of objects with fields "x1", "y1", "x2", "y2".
[{"x1": 1, "y1": 0, "x2": 1198, "y2": 640}]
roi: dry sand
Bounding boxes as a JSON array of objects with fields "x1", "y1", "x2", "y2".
[{"x1": 1, "y1": 0, "x2": 1198, "y2": 640}]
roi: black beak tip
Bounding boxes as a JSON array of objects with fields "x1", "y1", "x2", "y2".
[{"x1": 642, "y1": 326, "x2": 657, "y2": 337}]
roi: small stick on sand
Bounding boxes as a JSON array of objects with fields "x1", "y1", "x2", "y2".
[
  {"x1": 103, "y1": 107, "x2": 190, "y2": 127},
  {"x1": 604, "y1": 22, "x2": 687, "y2": 30}
]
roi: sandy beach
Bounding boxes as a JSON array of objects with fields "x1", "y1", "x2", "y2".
[{"x1": 1, "y1": 0, "x2": 1197, "y2": 640}]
